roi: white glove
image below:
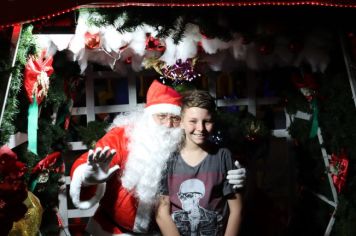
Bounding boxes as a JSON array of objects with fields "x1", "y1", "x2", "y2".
[
  {"x1": 82, "y1": 146, "x2": 120, "y2": 185},
  {"x1": 227, "y1": 161, "x2": 246, "y2": 189}
]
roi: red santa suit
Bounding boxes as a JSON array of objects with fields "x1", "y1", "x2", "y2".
[{"x1": 70, "y1": 80, "x2": 182, "y2": 235}]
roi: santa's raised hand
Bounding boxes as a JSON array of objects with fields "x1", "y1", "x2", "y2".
[
  {"x1": 82, "y1": 146, "x2": 120, "y2": 185},
  {"x1": 227, "y1": 161, "x2": 246, "y2": 189}
]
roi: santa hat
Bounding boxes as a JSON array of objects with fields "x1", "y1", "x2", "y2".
[{"x1": 144, "y1": 80, "x2": 182, "y2": 116}]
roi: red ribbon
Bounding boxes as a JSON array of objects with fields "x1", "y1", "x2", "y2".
[
  {"x1": 330, "y1": 151, "x2": 349, "y2": 193},
  {"x1": 24, "y1": 50, "x2": 54, "y2": 104},
  {"x1": 31, "y1": 151, "x2": 62, "y2": 174}
]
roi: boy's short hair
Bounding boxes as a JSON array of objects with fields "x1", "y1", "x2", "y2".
[{"x1": 181, "y1": 90, "x2": 216, "y2": 114}]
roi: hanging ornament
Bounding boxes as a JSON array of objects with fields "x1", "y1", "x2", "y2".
[
  {"x1": 84, "y1": 32, "x2": 101, "y2": 50},
  {"x1": 145, "y1": 33, "x2": 165, "y2": 52},
  {"x1": 24, "y1": 50, "x2": 54, "y2": 155},
  {"x1": 144, "y1": 57, "x2": 200, "y2": 83},
  {"x1": 329, "y1": 151, "x2": 349, "y2": 193}
]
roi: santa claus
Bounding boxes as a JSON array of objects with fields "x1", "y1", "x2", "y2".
[{"x1": 70, "y1": 80, "x2": 246, "y2": 235}]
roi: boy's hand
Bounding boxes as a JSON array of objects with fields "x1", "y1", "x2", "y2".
[{"x1": 227, "y1": 161, "x2": 246, "y2": 189}]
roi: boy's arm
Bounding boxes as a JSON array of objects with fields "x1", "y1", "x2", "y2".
[
  {"x1": 224, "y1": 193, "x2": 243, "y2": 236},
  {"x1": 155, "y1": 195, "x2": 180, "y2": 236}
]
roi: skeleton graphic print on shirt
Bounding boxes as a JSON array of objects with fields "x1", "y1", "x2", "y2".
[{"x1": 171, "y1": 179, "x2": 223, "y2": 236}]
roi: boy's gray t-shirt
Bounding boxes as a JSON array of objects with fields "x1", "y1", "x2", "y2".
[{"x1": 160, "y1": 147, "x2": 235, "y2": 236}]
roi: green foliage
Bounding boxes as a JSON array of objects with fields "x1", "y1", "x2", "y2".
[
  {"x1": 215, "y1": 110, "x2": 270, "y2": 157},
  {"x1": 78, "y1": 120, "x2": 110, "y2": 149},
  {"x1": 44, "y1": 74, "x2": 67, "y2": 109},
  {"x1": 0, "y1": 25, "x2": 37, "y2": 145},
  {"x1": 284, "y1": 61, "x2": 356, "y2": 234},
  {"x1": 317, "y1": 71, "x2": 356, "y2": 236},
  {"x1": 37, "y1": 119, "x2": 68, "y2": 155},
  {"x1": 81, "y1": 7, "x2": 252, "y2": 42}
]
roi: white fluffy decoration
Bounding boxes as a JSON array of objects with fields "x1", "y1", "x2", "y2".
[
  {"x1": 101, "y1": 26, "x2": 126, "y2": 52},
  {"x1": 159, "y1": 36, "x2": 177, "y2": 65},
  {"x1": 175, "y1": 23, "x2": 201, "y2": 61},
  {"x1": 201, "y1": 36, "x2": 231, "y2": 54},
  {"x1": 130, "y1": 24, "x2": 155, "y2": 57},
  {"x1": 69, "y1": 13, "x2": 103, "y2": 73},
  {"x1": 69, "y1": 11, "x2": 332, "y2": 73}
]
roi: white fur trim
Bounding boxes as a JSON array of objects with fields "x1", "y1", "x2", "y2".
[
  {"x1": 144, "y1": 103, "x2": 181, "y2": 116},
  {"x1": 70, "y1": 164, "x2": 106, "y2": 209}
]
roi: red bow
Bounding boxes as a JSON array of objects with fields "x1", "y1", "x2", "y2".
[
  {"x1": 24, "y1": 50, "x2": 54, "y2": 104},
  {"x1": 32, "y1": 152, "x2": 63, "y2": 174}
]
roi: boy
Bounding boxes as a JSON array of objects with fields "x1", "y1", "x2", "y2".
[{"x1": 156, "y1": 90, "x2": 242, "y2": 236}]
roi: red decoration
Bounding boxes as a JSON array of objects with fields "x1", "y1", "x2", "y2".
[
  {"x1": 24, "y1": 50, "x2": 54, "y2": 104},
  {"x1": 0, "y1": 145, "x2": 28, "y2": 236},
  {"x1": 85, "y1": 32, "x2": 101, "y2": 49},
  {"x1": 291, "y1": 72, "x2": 318, "y2": 102},
  {"x1": 145, "y1": 33, "x2": 165, "y2": 52},
  {"x1": 31, "y1": 152, "x2": 63, "y2": 174},
  {"x1": 329, "y1": 151, "x2": 349, "y2": 193}
]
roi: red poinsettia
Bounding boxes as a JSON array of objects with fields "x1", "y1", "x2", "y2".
[{"x1": 0, "y1": 145, "x2": 28, "y2": 235}]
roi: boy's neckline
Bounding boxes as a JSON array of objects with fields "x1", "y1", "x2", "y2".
[{"x1": 179, "y1": 148, "x2": 208, "y2": 168}]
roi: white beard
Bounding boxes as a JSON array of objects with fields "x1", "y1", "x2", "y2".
[{"x1": 120, "y1": 111, "x2": 183, "y2": 205}]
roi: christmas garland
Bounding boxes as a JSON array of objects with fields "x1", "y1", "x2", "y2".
[{"x1": 0, "y1": 25, "x2": 37, "y2": 145}]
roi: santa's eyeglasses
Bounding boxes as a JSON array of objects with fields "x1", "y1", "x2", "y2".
[{"x1": 153, "y1": 113, "x2": 181, "y2": 125}]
